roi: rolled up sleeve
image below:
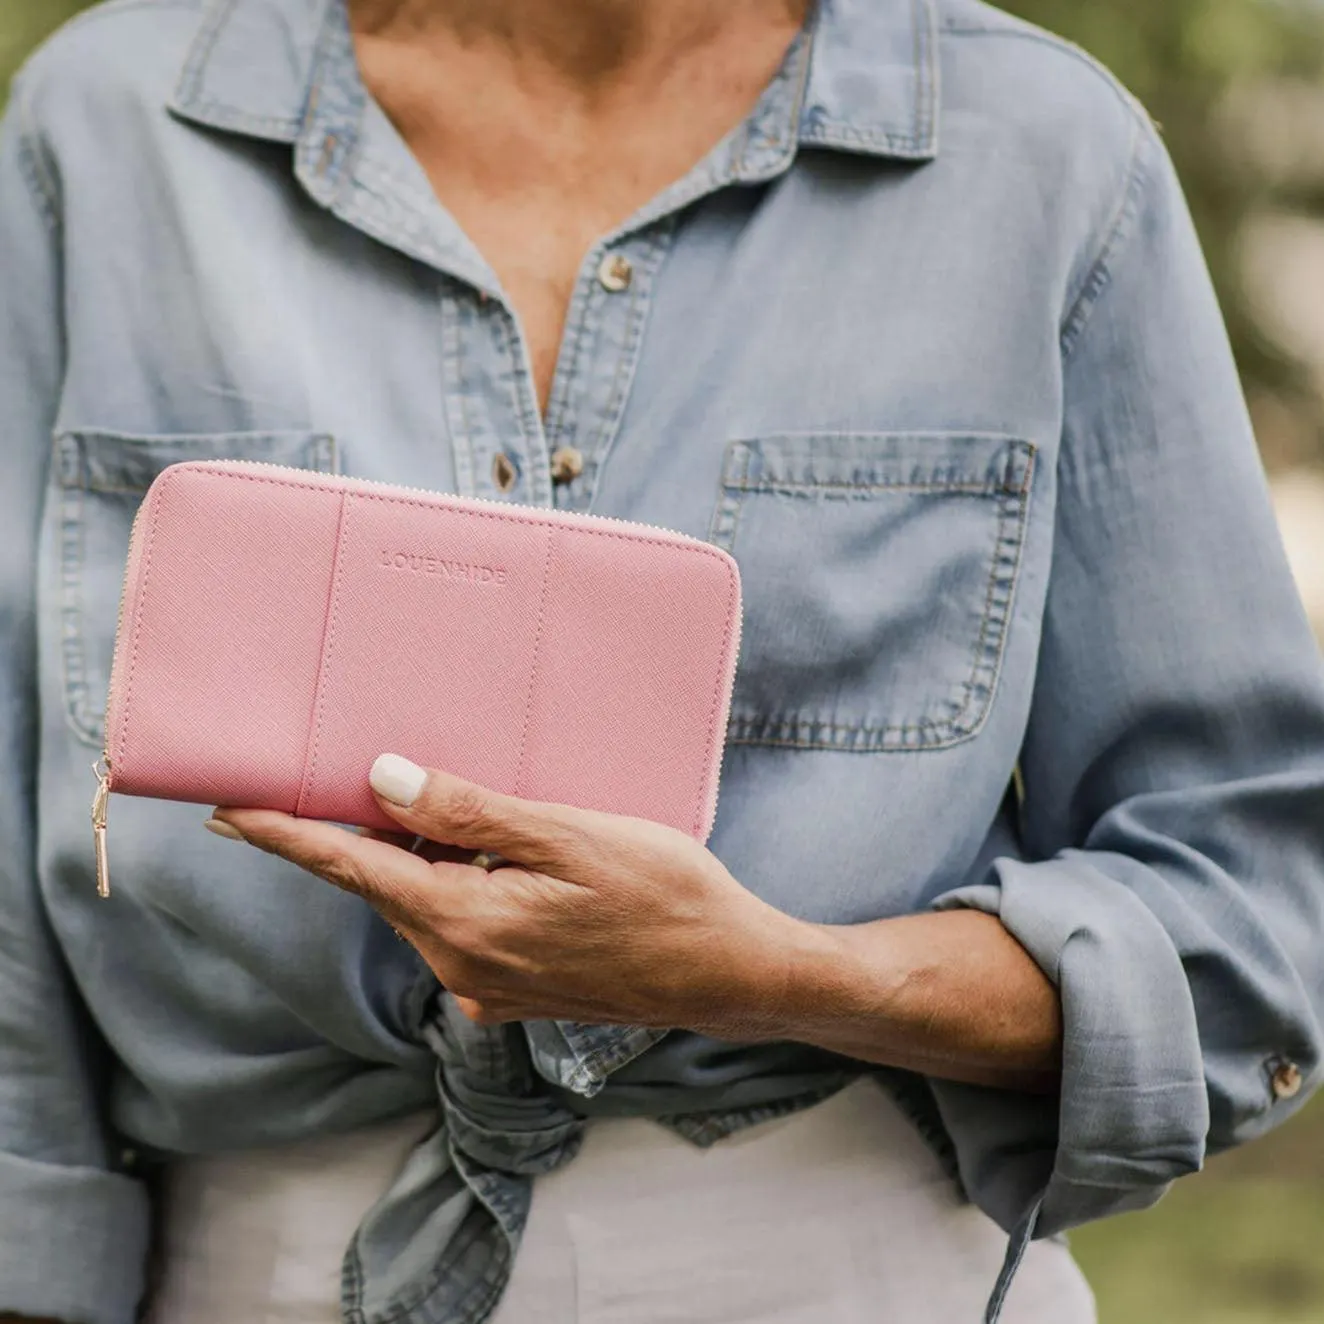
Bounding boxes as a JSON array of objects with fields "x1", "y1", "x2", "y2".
[
  {"x1": 0, "y1": 78, "x2": 150, "y2": 1322},
  {"x1": 931, "y1": 120, "x2": 1324, "y2": 1239}
]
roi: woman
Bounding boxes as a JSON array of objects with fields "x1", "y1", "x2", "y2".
[{"x1": 2, "y1": 0, "x2": 1322, "y2": 1321}]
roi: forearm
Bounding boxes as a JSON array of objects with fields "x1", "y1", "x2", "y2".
[{"x1": 760, "y1": 909, "x2": 1063, "y2": 1094}]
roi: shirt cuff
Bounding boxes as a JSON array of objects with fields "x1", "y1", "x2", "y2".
[
  {"x1": 930, "y1": 851, "x2": 1210, "y2": 1237},
  {"x1": 0, "y1": 1148, "x2": 150, "y2": 1324}
]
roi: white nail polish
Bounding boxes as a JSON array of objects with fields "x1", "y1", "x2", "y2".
[
  {"x1": 370, "y1": 754, "x2": 428, "y2": 807},
  {"x1": 205, "y1": 818, "x2": 245, "y2": 841}
]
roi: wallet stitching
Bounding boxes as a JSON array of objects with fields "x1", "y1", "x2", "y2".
[
  {"x1": 121, "y1": 468, "x2": 741, "y2": 834},
  {"x1": 113, "y1": 476, "x2": 169, "y2": 772},
  {"x1": 297, "y1": 489, "x2": 352, "y2": 817},
  {"x1": 512, "y1": 527, "x2": 557, "y2": 799},
  {"x1": 694, "y1": 567, "x2": 739, "y2": 838}
]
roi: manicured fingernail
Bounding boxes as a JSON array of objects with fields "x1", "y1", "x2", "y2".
[
  {"x1": 370, "y1": 754, "x2": 427, "y2": 807},
  {"x1": 205, "y1": 818, "x2": 246, "y2": 841}
]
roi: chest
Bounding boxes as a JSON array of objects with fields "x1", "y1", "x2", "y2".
[
  {"x1": 402, "y1": 173, "x2": 626, "y2": 414},
  {"x1": 352, "y1": 45, "x2": 798, "y2": 411}
]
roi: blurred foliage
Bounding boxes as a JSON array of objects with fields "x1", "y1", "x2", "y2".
[
  {"x1": 1075, "y1": 1177, "x2": 1324, "y2": 1324},
  {"x1": 0, "y1": 0, "x2": 91, "y2": 94},
  {"x1": 1002, "y1": 0, "x2": 1324, "y2": 467}
]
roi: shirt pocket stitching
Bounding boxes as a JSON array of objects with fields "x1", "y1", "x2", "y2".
[
  {"x1": 712, "y1": 432, "x2": 1036, "y2": 752},
  {"x1": 53, "y1": 429, "x2": 337, "y2": 748}
]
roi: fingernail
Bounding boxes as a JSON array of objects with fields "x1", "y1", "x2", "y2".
[
  {"x1": 370, "y1": 754, "x2": 427, "y2": 807},
  {"x1": 205, "y1": 818, "x2": 246, "y2": 841}
]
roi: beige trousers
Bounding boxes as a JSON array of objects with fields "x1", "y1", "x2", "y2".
[{"x1": 147, "y1": 1078, "x2": 1096, "y2": 1324}]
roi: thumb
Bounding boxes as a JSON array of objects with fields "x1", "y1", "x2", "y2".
[{"x1": 368, "y1": 754, "x2": 586, "y2": 872}]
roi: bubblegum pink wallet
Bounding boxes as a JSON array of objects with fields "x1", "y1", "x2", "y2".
[{"x1": 92, "y1": 461, "x2": 742, "y2": 896}]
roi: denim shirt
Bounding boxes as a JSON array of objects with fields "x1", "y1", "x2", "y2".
[{"x1": 4, "y1": 0, "x2": 1324, "y2": 1321}]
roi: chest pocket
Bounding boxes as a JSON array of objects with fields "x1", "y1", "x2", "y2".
[
  {"x1": 54, "y1": 429, "x2": 337, "y2": 748},
  {"x1": 709, "y1": 433, "x2": 1035, "y2": 751}
]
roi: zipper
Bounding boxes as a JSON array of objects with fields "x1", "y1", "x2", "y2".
[
  {"x1": 89, "y1": 458, "x2": 744, "y2": 897},
  {"x1": 216, "y1": 457, "x2": 713, "y2": 546},
  {"x1": 91, "y1": 759, "x2": 111, "y2": 898},
  {"x1": 91, "y1": 483, "x2": 155, "y2": 899}
]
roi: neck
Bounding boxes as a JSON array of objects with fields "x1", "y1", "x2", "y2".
[{"x1": 349, "y1": 0, "x2": 810, "y2": 90}]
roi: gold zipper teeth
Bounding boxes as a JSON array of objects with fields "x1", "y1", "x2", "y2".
[
  {"x1": 216, "y1": 457, "x2": 714, "y2": 549},
  {"x1": 101, "y1": 490, "x2": 155, "y2": 776},
  {"x1": 93, "y1": 485, "x2": 150, "y2": 899}
]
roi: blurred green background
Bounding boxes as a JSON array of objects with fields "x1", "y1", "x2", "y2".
[{"x1": 4, "y1": 3, "x2": 1324, "y2": 1322}]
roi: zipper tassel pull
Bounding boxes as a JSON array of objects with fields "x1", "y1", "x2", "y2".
[{"x1": 91, "y1": 759, "x2": 111, "y2": 899}]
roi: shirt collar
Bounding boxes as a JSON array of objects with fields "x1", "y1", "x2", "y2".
[
  {"x1": 169, "y1": 0, "x2": 941, "y2": 166},
  {"x1": 801, "y1": 0, "x2": 940, "y2": 160}
]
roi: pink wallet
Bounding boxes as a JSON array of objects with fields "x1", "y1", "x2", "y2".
[{"x1": 91, "y1": 461, "x2": 742, "y2": 897}]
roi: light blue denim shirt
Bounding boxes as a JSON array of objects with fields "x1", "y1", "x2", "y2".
[{"x1": 4, "y1": 0, "x2": 1324, "y2": 1321}]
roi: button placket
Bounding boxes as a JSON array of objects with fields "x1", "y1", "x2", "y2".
[
  {"x1": 541, "y1": 228, "x2": 676, "y2": 514},
  {"x1": 439, "y1": 291, "x2": 547, "y2": 505},
  {"x1": 492, "y1": 294, "x2": 555, "y2": 507}
]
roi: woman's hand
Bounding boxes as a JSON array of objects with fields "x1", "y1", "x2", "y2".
[
  {"x1": 214, "y1": 754, "x2": 1062, "y2": 1091},
  {"x1": 211, "y1": 755, "x2": 805, "y2": 1035}
]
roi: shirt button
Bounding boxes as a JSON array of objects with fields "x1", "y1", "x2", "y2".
[
  {"x1": 492, "y1": 452, "x2": 518, "y2": 494},
  {"x1": 1271, "y1": 1060, "x2": 1304, "y2": 1101},
  {"x1": 597, "y1": 252, "x2": 633, "y2": 293},
  {"x1": 550, "y1": 446, "x2": 585, "y2": 485}
]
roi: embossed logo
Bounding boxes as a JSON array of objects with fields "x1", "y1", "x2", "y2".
[{"x1": 380, "y1": 551, "x2": 508, "y2": 585}]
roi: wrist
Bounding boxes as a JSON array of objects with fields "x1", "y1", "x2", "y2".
[
  {"x1": 717, "y1": 909, "x2": 866, "y2": 1044},
  {"x1": 739, "y1": 913, "x2": 920, "y2": 1062}
]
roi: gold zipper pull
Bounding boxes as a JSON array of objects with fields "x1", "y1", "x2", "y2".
[{"x1": 91, "y1": 759, "x2": 111, "y2": 899}]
